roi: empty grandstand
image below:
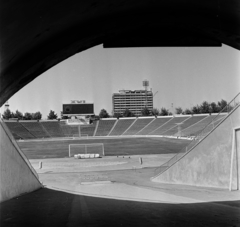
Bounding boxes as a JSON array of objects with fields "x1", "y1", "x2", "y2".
[
  {"x1": 148, "y1": 116, "x2": 190, "y2": 135},
  {"x1": 161, "y1": 115, "x2": 208, "y2": 136},
  {"x1": 61, "y1": 124, "x2": 79, "y2": 137},
  {"x1": 123, "y1": 117, "x2": 155, "y2": 135},
  {"x1": 180, "y1": 113, "x2": 227, "y2": 137},
  {"x1": 41, "y1": 121, "x2": 64, "y2": 137},
  {"x1": 3, "y1": 113, "x2": 230, "y2": 140},
  {"x1": 59, "y1": 121, "x2": 73, "y2": 137},
  {"x1": 109, "y1": 118, "x2": 136, "y2": 136},
  {"x1": 21, "y1": 121, "x2": 50, "y2": 138},
  {"x1": 80, "y1": 122, "x2": 97, "y2": 137},
  {"x1": 59, "y1": 120, "x2": 97, "y2": 137},
  {"x1": 136, "y1": 117, "x2": 172, "y2": 135},
  {"x1": 94, "y1": 119, "x2": 117, "y2": 136},
  {"x1": 5, "y1": 121, "x2": 35, "y2": 139}
]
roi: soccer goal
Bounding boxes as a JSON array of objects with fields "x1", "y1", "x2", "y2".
[{"x1": 69, "y1": 143, "x2": 105, "y2": 157}]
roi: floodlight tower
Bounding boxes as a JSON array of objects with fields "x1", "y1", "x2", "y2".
[
  {"x1": 4, "y1": 101, "x2": 9, "y2": 111},
  {"x1": 143, "y1": 80, "x2": 149, "y2": 108},
  {"x1": 1, "y1": 101, "x2": 9, "y2": 117}
]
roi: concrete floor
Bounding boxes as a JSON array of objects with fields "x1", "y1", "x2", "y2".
[{"x1": 1, "y1": 155, "x2": 240, "y2": 226}]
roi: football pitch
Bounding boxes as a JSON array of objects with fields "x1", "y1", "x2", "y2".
[{"x1": 18, "y1": 137, "x2": 191, "y2": 159}]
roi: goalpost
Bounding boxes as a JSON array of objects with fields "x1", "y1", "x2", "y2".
[{"x1": 69, "y1": 143, "x2": 105, "y2": 158}]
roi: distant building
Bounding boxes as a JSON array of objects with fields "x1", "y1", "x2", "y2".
[{"x1": 112, "y1": 89, "x2": 153, "y2": 116}]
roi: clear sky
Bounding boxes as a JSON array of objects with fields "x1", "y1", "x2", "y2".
[{"x1": 3, "y1": 44, "x2": 240, "y2": 119}]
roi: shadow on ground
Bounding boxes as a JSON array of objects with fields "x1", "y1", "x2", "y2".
[{"x1": 0, "y1": 188, "x2": 239, "y2": 227}]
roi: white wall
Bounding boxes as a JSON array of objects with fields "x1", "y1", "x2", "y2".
[{"x1": 0, "y1": 120, "x2": 42, "y2": 202}]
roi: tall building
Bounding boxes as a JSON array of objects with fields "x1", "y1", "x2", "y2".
[{"x1": 112, "y1": 89, "x2": 153, "y2": 116}]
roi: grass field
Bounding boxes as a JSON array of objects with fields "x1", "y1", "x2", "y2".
[{"x1": 18, "y1": 137, "x2": 191, "y2": 159}]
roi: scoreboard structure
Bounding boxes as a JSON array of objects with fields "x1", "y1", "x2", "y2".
[{"x1": 62, "y1": 100, "x2": 94, "y2": 117}]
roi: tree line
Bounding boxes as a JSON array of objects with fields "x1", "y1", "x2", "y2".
[
  {"x1": 2, "y1": 109, "x2": 58, "y2": 120},
  {"x1": 98, "y1": 107, "x2": 173, "y2": 118},
  {"x1": 2, "y1": 98, "x2": 233, "y2": 120},
  {"x1": 98, "y1": 99, "x2": 232, "y2": 118},
  {"x1": 175, "y1": 99, "x2": 230, "y2": 115}
]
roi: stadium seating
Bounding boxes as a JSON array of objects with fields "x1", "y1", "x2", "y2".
[
  {"x1": 59, "y1": 123, "x2": 73, "y2": 137},
  {"x1": 136, "y1": 117, "x2": 172, "y2": 135},
  {"x1": 5, "y1": 121, "x2": 35, "y2": 139},
  {"x1": 162, "y1": 115, "x2": 208, "y2": 136},
  {"x1": 123, "y1": 117, "x2": 154, "y2": 135},
  {"x1": 65, "y1": 125, "x2": 79, "y2": 137},
  {"x1": 59, "y1": 121, "x2": 97, "y2": 137},
  {"x1": 148, "y1": 116, "x2": 190, "y2": 135},
  {"x1": 70, "y1": 126, "x2": 79, "y2": 136},
  {"x1": 109, "y1": 118, "x2": 136, "y2": 136},
  {"x1": 80, "y1": 124, "x2": 96, "y2": 137},
  {"x1": 4, "y1": 113, "x2": 229, "y2": 140},
  {"x1": 180, "y1": 114, "x2": 227, "y2": 137},
  {"x1": 95, "y1": 119, "x2": 116, "y2": 136},
  {"x1": 41, "y1": 121, "x2": 64, "y2": 137},
  {"x1": 21, "y1": 121, "x2": 50, "y2": 138}
]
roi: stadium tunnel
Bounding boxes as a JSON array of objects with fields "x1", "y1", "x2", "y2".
[{"x1": 0, "y1": 0, "x2": 240, "y2": 202}]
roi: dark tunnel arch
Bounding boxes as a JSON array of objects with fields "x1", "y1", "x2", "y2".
[{"x1": 0, "y1": 0, "x2": 240, "y2": 106}]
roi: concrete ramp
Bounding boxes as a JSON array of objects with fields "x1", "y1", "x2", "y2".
[
  {"x1": 152, "y1": 105, "x2": 240, "y2": 189},
  {"x1": 0, "y1": 120, "x2": 42, "y2": 202}
]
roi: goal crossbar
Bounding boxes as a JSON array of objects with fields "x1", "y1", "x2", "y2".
[
  {"x1": 73, "y1": 134, "x2": 88, "y2": 138},
  {"x1": 69, "y1": 143, "x2": 105, "y2": 157}
]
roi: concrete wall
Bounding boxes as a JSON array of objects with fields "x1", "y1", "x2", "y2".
[
  {"x1": 0, "y1": 120, "x2": 42, "y2": 202},
  {"x1": 152, "y1": 105, "x2": 240, "y2": 189}
]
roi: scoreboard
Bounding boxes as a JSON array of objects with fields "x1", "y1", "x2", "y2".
[{"x1": 62, "y1": 103, "x2": 94, "y2": 115}]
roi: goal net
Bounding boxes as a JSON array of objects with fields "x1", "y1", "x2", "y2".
[{"x1": 69, "y1": 143, "x2": 105, "y2": 157}]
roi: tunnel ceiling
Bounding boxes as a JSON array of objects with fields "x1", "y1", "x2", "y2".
[{"x1": 0, "y1": 0, "x2": 240, "y2": 107}]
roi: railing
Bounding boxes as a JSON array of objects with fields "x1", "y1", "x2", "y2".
[{"x1": 154, "y1": 92, "x2": 240, "y2": 175}]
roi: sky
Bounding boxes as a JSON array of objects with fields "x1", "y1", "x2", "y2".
[{"x1": 2, "y1": 44, "x2": 240, "y2": 119}]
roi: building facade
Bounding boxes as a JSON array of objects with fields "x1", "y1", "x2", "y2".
[{"x1": 112, "y1": 90, "x2": 153, "y2": 116}]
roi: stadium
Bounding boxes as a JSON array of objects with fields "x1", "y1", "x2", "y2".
[{"x1": 1, "y1": 2, "x2": 240, "y2": 227}]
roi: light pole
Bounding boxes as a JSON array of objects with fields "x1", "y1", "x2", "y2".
[{"x1": 143, "y1": 80, "x2": 149, "y2": 113}]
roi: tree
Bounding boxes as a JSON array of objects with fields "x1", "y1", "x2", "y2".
[
  {"x1": 141, "y1": 107, "x2": 150, "y2": 116},
  {"x1": 2, "y1": 109, "x2": 12, "y2": 119},
  {"x1": 123, "y1": 109, "x2": 135, "y2": 117},
  {"x1": 113, "y1": 112, "x2": 122, "y2": 118},
  {"x1": 32, "y1": 111, "x2": 42, "y2": 120},
  {"x1": 47, "y1": 110, "x2": 58, "y2": 119},
  {"x1": 99, "y1": 109, "x2": 109, "y2": 118},
  {"x1": 159, "y1": 107, "x2": 169, "y2": 116},
  {"x1": 200, "y1": 101, "x2": 210, "y2": 114},
  {"x1": 217, "y1": 99, "x2": 228, "y2": 112},
  {"x1": 152, "y1": 108, "x2": 160, "y2": 116},
  {"x1": 12, "y1": 110, "x2": 23, "y2": 120},
  {"x1": 175, "y1": 107, "x2": 183, "y2": 115},
  {"x1": 191, "y1": 105, "x2": 201, "y2": 114},
  {"x1": 24, "y1": 112, "x2": 32, "y2": 120},
  {"x1": 183, "y1": 108, "x2": 192, "y2": 115},
  {"x1": 209, "y1": 102, "x2": 219, "y2": 113}
]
